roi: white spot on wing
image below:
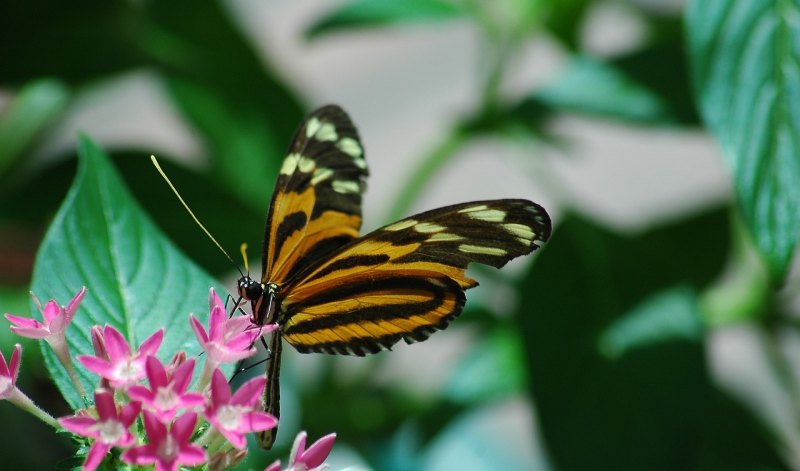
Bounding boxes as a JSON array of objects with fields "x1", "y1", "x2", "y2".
[
  {"x1": 337, "y1": 137, "x2": 362, "y2": 157},
  {"x1": 311, "y1": 168, "x2": 334, "y2": 185},
  {"x1": 316, "y1": 122, "x2": 338, "y2": 141},
  {"x1": 459, "y1": 204, "x2": 488, "y2": 213},
  {"x1": 503, "y1": 223, "x2": 533, "y2": 240},
  {"x1": 332, "y1": 180, "x2": 361, "y2": 194},
  {"x1": 305, "y1": 117, "x2": 321, "y2": 138},
  {"x1": 467, "y1": 209, "x2": 506, "y2": 222},
  {"x1": 280, "y1": 153, "x2": 302, "y2": 175},
  {"x1": 429, "y1": 233, "x2": 464, "y2": 242},
  {"x1": 385, "y1": 219, "x2": 417, "y2": 231},
  {"x1": 458, "y1": 244, "x2": 507, "y2": 256},
  {"x1": 414, "y1": 222, "x2": 445, "y2": 233},
  {"x1": 298, "y1": 156, "x2": 316, "y2": 173}
]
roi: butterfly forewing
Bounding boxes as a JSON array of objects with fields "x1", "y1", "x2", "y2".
[
  {"x1": 262, "y1": 105, "x2": 368, "y2": 287},
  {"x1": 279, "y1": 199, "x2": 551, "y2": 355}
]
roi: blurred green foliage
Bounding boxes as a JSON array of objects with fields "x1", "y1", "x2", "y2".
[{"x1": 1, "y1": 0, "x2": 798, "y2": 470}]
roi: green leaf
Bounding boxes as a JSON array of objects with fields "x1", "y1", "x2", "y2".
[
  {"x1": 687, "y1": 0, "x2": 800, "y2": 280},
  {"x1": 0, "y1": 0, "x2": 144, "y2": 85},
  {"x1": 306, "y1": 0, "x2": 465, "y2": 38},
  {"x1": 517, "y1": 209, "x2": 787, "y2": 469},
  {"x1": 30, "y1": 136, "x2": 222, "y2": 409},
  {"x1": 444, "y1": 327, "x2": 527, "y2": 403},
  {"x1": 0, "y1": 79, "x2": 69, "y2": 177},
  {"x1": 142, "y1": 0, "x2": 304, "y2": 211},
  {"x1": 598, "y1": 284, "x2": 703, "y2": 359}
]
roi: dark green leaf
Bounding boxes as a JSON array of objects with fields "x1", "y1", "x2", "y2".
[
  {"x1": 30, "y1": 136, "x2": 221, "y2": 409},
  {"x1": 518, "y1": 209, "x2": 787, "y2": 469},
  {"x1": 0, "y1": 79, "x2": 69, "y2": 176},
  {"x1": 0, "y1": 0, "x2": 144, "y2": 85},
  {"x1": 142, "y1": 0, "x2": 304, "y2": 211},
  {"x1": 542, "y1": 0, "x2": 592, "y2": 49},
  {"x1": 687, "y1": 0, "x2": 800, "y2": 280},
  {"x1": 306, "y1": 0, "x2": 465, "y2": 38}
]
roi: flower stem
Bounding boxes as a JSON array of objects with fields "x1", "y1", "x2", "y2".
[{"x1": 8, "y1": 388, "x2": 59, "y2": 429}]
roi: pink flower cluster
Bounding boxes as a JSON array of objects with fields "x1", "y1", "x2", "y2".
[{"x1": 2, "y1": 287, "x2": 337, "y2": 471}]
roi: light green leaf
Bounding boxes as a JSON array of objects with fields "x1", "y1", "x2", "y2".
[
  {"x1": 534, "y1": 55, "x2": 675, "y2": 123},
  {"x1": 0, "y1": 79, "x2": 69, "y2": 175},
  {"x1": 30, "y1": 136, "x2": 221, "y2": 409},
  {"x1": 444, "y1": 327, "x2": 526, "y2": 403},
  {"x1": 687, "y1": 0, "x2": 800, "y2": 280},
  {"x1": 306, "y1": 0, "x2": 465, "y2": 38},
  {"x1": 598, "y1": 285, "x2": 704, "y2": 359}
]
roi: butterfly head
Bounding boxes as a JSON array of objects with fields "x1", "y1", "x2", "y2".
[{"x1": 238, "y1": 276, "x2": 265, "y2": 302}]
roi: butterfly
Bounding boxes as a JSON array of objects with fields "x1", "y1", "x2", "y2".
[{"x1": 236, "y1": 105, "x2": 551, "y2": 449}]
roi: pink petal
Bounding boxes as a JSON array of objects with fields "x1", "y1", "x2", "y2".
[
  {"x1": 176, "y1": 392, "x2": 205, "y2": 409},
  {"x1": 104, "y1": 326, "x2": 132, "y2": 362},
  {"x1": 264, "y1": 460, "x2": 282, "y2": 471},
  {"x1": 121, "y1": 444, "x2": 158, "y2": 466},
  {"x1": 209, "y1": 287, "x2": 224, "y2": 312},
  {"x1": 126, "y1": 385, "x2": 154, "y2": 404},
  {"x1": 0, "y1": 348, "x2": 8, "y2": 378},
  {"x1": 216, "y1": 426, "x2": 246, "y2": 449},
  {"x1": 84, "y1": 442, "x2": 112, "y2": 471},
  {"x1": 94, "y1": 390, "x2": 117, "y2": 420},
  {"x1": 225, "y1": 331, "x2": 262, "y2": 352},
  {"x1": 42, "y1": 300, "x2": 60, "y2": 324},
  {"x1": 208, "y1": 306, "x2": 226, "y2": 341},
  {"x1": 231, "y1": 376, "x2": 266, "y2": 407},
  {"x1": 189, "y1": 315, "x2": 209, "y2": 344},
  {"x1": 58, "y1": 416, "x2": 98, "y2": 436},
  {"x1": 137, "y1": 329, "x2": 164, "y2": 357},
  {"x1": 142, "y1": 411, "x2": 167, "y2": 442},
  {"x1": 77, "y1": 355, "x2": 114, "y2": 377},
  {"x1": 145, "y1": 356, "x2": 168, "y2": 388},
  {"x1": 120, "y1": 401, "x2": 142, "y2": 425},
  {"x1": 237, "y1": 411, "x2": 278, "y2": 433},
  {"x1": 90, "y1": 325, "x2": 109, "y2": 359},
  {"x1": 171, "y1": 358, "x2": 195, "y2": 393},
  {"x1": 289, "y1": 431, "x2": 308, "y2": 465},
  {"x1": 300, "y1": 432, "x2": 337, "y2": 468},
  {"x1": 8, "y1": 326, "x2": 50, "y2": 339},
  {"x1": 213, "y1": 347, "x2": 257, "y2": 364},
  {"x1": 209, "y1": 369, "x2": 232, "y2": 407},
  {"x1": 172, "y1": 412, "x2": 198, "y2": 443},
  {"x1": 8, "y1": 344, "x2": 21, "y2": 383},
  {"x1": 177, "y1": 443, "x2": 208, "y2": 467},
  {"x1": 65, "y1": 287, "x2": 87, "y2": 319},
  {"x1": 4, "y1": 314, "x2": 45, "y2": 329}
]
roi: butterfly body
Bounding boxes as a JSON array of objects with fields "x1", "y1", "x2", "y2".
[{"x1": 239, "y1": 105, "x2": 551, "y2": 449}]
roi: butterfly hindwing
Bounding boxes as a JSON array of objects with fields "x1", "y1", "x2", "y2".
[
  {"x1": 262, "y1": 105, "x2": 369, "y2": 286},
  {"x1": 279, "y1": 199, "x2": 551, "y2": 355}
]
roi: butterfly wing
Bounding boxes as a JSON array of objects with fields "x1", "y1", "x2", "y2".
[
  {"x1": 279, "y1": 199, "x2": 551, "y2": 356},
  {"x1": 261, "y1": 105, "x2": 368, "y2": 286}
]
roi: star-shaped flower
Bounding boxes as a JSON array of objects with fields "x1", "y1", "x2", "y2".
[
  {"x1": 58, "y1": 389, "x2": 141, "y2": 471},
  {"x1": 77, "y1": 325, "x2": 163, "y2": 389},
  {"x1": 122, "y1": 411, "x2": 206, "y2": 471},
  {"x1": 205, "y1": 368, "x2": 277, "y2": 449},
  {"x1": 127, "y1": 356, "x2": 205, "y2": 423}
]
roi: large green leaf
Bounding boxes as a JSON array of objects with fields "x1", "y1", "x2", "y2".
[
  {"x1": 30, "y1": 137, "x2": 221, "y2": 409},
  {"x1": 306, "y1": 0, "x2": 465, "y2": 38},
  {"x1": 687, "y1": 0, "x2": 800, "y2": 280},
  {"x1": 518, "y1": 209, "x2": 787, "y2": 469}
]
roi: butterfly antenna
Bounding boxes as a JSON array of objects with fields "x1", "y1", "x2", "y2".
[
  {"x1": 240, "y1": 243, "x2": 251, "y2": 275},
  {"x1": 150, "y1": 155, "x2": 244, "y2": 277}
]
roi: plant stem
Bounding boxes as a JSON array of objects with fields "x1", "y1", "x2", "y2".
[{"x1": 386, "y1": 129, "x2": 468, "y2": 223}]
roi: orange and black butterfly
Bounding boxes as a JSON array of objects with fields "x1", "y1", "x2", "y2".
[{"x1": 237, "y1": 105, "x2": 551, "y2": 449}]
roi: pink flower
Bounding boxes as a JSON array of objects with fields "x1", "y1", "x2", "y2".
[
  {"x1": 58, "y1": 389, "x2": 141, "y2": 471},
  {"x1": 0, "y1": 344, "x2": 21, "y2": 400},
  {"x1": 127, "y1": 356, "x2": 205, "y2": 423},
  {"x1": 205, "y1": 368, "x2": 277, "y2": 449},
  {"x1": 122, "y1": 411, "x2": 207, "y2": 471},
  {"x1": 5, "y1": 287, "x2": 85, "y2": 340},
  {"x1": 190, "y1": 288, "x2": 271, "y2": 369},
  {"x1": 77, "y1": 325, "x2": 164, "y2": 389},
  {"x1": 266, "y1": 431, "x2": 337, "y2": 471}
]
